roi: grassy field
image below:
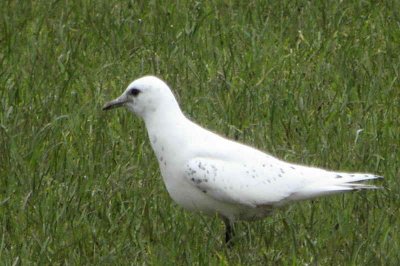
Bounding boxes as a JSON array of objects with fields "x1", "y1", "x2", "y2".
[{"x1": 1, "y1": 0, "x2": 399, "y2": 264}]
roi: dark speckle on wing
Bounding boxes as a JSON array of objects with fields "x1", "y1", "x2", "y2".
[
  {"x1": 190, "y1": 177, "x2": 203, "y2": 184},
  {"x1": 198, "y1": 162, "x2": 206, "y2": 170}
]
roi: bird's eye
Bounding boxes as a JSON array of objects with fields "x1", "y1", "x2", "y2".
[{"x1": 129, "y1": 88, "x2": 141, "y2": 97}]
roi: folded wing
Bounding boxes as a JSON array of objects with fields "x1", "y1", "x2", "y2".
[{"x1": 184, "y1": 157, "x2": 382, "y2": 208}]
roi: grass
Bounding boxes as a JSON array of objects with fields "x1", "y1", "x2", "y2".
[{"x1": 0, "y1": 0, "x2": 399, "y2": 264}]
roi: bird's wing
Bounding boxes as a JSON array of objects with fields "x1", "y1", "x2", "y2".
[
  {"x1": 184, "y1": 156, "x2": 382, "y2": 208},
  {"x1": 184, "y1": 156, "x2": 304, "y2": 208}
]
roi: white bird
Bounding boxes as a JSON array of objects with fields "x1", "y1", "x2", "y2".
[{"x1": 103, "y1": 76, "x2": 382, "y2": 245}]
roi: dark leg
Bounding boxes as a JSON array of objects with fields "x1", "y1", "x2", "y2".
[{"x1": 223, "y1": 218, "x2": 235, "y2": 248}]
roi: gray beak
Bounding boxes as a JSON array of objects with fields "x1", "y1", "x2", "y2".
[{"x1": 102, "y1": 96, "x2": 127, "y2": 111}]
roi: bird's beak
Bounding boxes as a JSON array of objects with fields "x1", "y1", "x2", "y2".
[{"x1": 102, "y1": 95, "x2": 127, "y2": 111}]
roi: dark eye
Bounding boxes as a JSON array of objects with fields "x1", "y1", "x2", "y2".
[{"x1": 129, "y1": 88, "x2": 141, "y2": 96}]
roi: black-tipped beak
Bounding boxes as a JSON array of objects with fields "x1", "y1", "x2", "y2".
[{"x1": 102, "y1": 97, "x2": 127, "y2": 111}]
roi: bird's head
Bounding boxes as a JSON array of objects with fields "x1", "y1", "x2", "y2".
[{"x1": 103, "y1": 76, "x2": 180, "y2": 119}]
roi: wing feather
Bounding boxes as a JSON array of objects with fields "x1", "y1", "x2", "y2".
[
  {"x1": 184, "y1": 156, "x2": 382, "y2": 207},
  {"x1": 184, "y1": 157, "x2": 302, "y2": 207}
]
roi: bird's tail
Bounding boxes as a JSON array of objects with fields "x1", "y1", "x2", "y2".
[{"x1": 290, "y1": 172, "x2": 383, "y2": 201}]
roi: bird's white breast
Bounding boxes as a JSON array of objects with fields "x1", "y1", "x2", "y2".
[{"x1": 148, "y1": 130, "x2": 217, "y2": 213}]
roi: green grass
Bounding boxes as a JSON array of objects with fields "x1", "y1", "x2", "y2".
[{"x1": 1, "y1": 0, "x2": 399, "y2": 264}]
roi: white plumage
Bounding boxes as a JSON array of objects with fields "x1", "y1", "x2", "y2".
[{"x1": 103, "y1": 75, "x2": 382, "y2": 244}]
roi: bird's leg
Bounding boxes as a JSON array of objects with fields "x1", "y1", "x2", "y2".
[{"x1": 223, "y1": 218, "x2": 235, "y2": 248}]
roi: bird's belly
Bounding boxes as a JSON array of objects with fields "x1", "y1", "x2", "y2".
[
  {"x1": 161, "y1": 172, "x2": 274, "y2": 221},
  {"x1": 161, "y1": 172, "x2": 234, "y2": 216},
  {"x1": 165, "y1": 177, "x2": 221, "y2": 213}
]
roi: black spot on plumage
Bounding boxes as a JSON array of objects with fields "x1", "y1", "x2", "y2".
[
  {"x1": 290, "y1": 166, "x2": 295, "y2": 170},
  {"x1": 198, "y1": 162, "x2": 206, "y2": 170},
  {"x1": 336, "y1": 175, "x2": 343, "y2": 178},
  {"x1": 186, "y1": 167, "x2": 197, "y2": 176}
]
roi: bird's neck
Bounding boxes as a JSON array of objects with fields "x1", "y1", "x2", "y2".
[
  {"x1": 143, "y1": 101, "x2": 188, "y2": 143},
  {"x1": 143, "y1": 100, "x2": 185, "y2": 127},
  {"x1": 142, "y1": 104, "x2": 193, "y2": 165}
]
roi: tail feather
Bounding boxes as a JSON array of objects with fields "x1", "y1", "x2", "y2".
[
  {"x1": 330, "y1": 172, "x2": 383, "y2": 184},
  {"x1": 289, "y1": 172, "x2": 383, "y2": 201}
]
